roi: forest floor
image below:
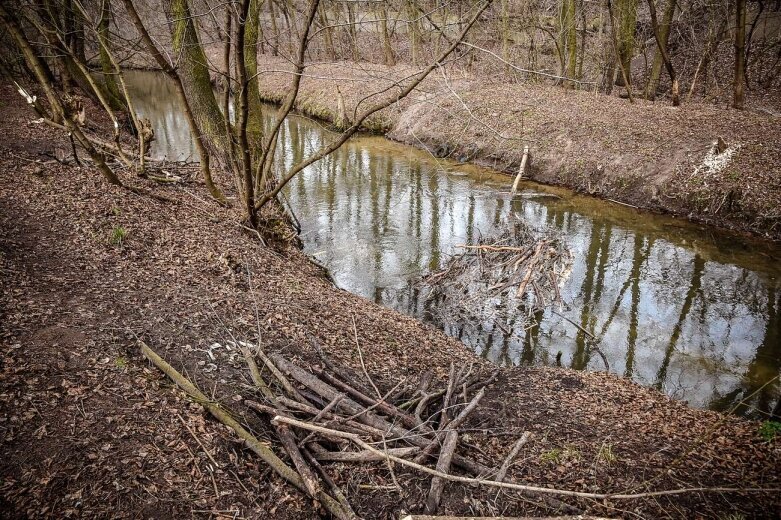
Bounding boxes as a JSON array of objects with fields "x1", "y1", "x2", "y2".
[
  {"x1": 254, "y1": 55, "x2": 781, "y2": 241},
  {"x1": 1, "y1": 81, "x2": 780, "y2": 519}
]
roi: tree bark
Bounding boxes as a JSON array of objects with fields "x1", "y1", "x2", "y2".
[
  {"x1": 122, "y1": 0, "x2": 225, "y2": 202},
  {"x1": 98, "y1": 0, "x2": 124, "y2": 109},
  {"x1": 647, "y1": 0, "x2": 679, "y2": 105},
  {"x1": 614, "y1": 0, "x2": 638, "y2": 87},
  {"x1": 167, "y1": 0, "x2": 227, "y2": 146},
  {"x1": 733, "y1": 0, "x2": 747, "y2": 108},
  {"x1": 646, "y1": 0, "x2": 675, "y2": 99}
]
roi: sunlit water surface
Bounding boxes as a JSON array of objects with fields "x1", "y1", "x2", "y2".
[{"x1": 125, "y1": 70, "x2": 781, "y2": 416}]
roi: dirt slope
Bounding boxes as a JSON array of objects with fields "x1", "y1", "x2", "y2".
[
  {"x1": 254, "y1": 55, "x2": 781, "y2": 241},
  {"x1": 1, "y1": 82, "x2": 780, "y2": 519}
]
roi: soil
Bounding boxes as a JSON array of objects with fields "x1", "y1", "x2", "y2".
[
  {"x1": 1, "y1": 81, "x2": 780, "y2": 519},
  {"x1": 253, "y1": 55, "x2": 781, "y2": 241}
]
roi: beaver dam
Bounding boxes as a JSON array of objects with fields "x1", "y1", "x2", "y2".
[{"x1": 125, "y1": 69, "x2": 781, "y2": 417}]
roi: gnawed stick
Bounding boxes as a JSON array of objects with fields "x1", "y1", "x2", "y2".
[
  {"x1": 274, "y1": 415, "x2": 781, "y2": 501},
  {"x1": 297, "y1": 393, "x2": 346, "y2": 447},
  {"x1": 425, "y1": 429, "x2": 458, "y2": 514},
  {"x1": 251, "y1": 345, "x2": 306, "y2": 403},
  {"x1": 241, "y1": 345, "x2": 275, "y2": 401},
  {"x1": 265, "y1": 398, "x2": 389, "y2": 439},
  {"x1": 300, "y1": 447, "x2": 356, "y2": 518},
  {"x1": 272, "y1": 354, "x2": 491, "y2": 476},
  {"x1": 313, "y1": 447, "x2": 419, "y2": 462},
  {"x1": 318, "y1": 369, "x2": 423, "y2": 431},
  {"x1": 495, "y1": 432, "x2": 531, "y2": 483},
  {"x1": 438, "y1": 363, "x2": 457, "y2": 428},
  {"x1": 276, "y1": 424, "x2": 322, "y2": 497},
  {"x1": 414, "y1": 387, "x2": 486, "y2": 465},
  {"x1": 241, "y1": 347, "x2": 323, "y2": 497},
  {"x1": 510, "y1": 145, "x2": 531, "y2": 193},
  {"x1": 138, "y1": 341, "x2": 351, "y2": 520}
]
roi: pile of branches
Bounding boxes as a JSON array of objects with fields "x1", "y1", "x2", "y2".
[
  {"x1": 141, "y1": 339, "x2": 773, "y2": 519},
  {"x1": 140, "y1": 340, "x2": 537, "y2": 519},
  {"x1": 420, "y1": 221, "x2": 571, "y2": 336}
]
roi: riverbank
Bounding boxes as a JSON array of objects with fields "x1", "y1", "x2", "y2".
[
  {"x1": 254, "y1": 56, "x2": 781, "y2": 241},
  {"x1": 1, "y1": 81, "x2": 780, "y2": 518}
]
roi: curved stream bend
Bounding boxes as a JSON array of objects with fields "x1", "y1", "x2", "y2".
[{"x1": 125, "y1": 70, "x2": 781, "y2": 416}]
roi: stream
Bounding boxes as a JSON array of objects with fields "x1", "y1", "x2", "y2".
[{"x1": 125, "y1": 70, "x2": 781, "y2": 416}]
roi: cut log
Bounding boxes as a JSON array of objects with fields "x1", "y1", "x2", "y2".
[
  {"x1": 495, "y1": 432, "x2": 531, "y2": 483},
  {"x1": 313, "y1": 447, "x2": 419, "y2": 462},
  {"x1": 424, "y1": 429, "x2": 458, "y2": 514},
  {"x1": 511, "y1": 146, "x2": 530, "y2": 193}
]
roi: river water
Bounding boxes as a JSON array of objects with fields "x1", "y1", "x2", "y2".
[{"x1": 124, "y1": 70, "x2": 781, "y2": 416}]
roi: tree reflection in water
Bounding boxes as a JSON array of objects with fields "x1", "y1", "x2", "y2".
[{"x1": 124, "y1": 69, "x2": 781, "y2": 416}]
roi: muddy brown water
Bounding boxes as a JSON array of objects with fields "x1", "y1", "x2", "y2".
[{"x1": 125, "y1": 70, "x2": 781, "y2": 416}]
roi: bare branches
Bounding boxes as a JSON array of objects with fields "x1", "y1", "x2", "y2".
[{"x1": 420, "y1": 219, "x2": 570, "y2": 339}]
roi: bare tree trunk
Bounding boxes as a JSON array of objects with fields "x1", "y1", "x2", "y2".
[
  {"x1": 614, "y1": 0, "x2": 638, "y2": 87},
  {"x1": 98, "y1": 0, "x2": 123, "y2": 109},
  {"x1": 647, "y1": 0, "x2": 679, "y2": 105},
  {"x1": 380, "y1": 3, "x2": 395, "y2": 66},
  {"x1": 565, "y1": 0, "x2": 577, "y2": 87},
  {"x1": 501, "y1": 0, "x2": 510, "y2": 76},
  {"x1": 168, "y1": 0, "x2": 227, "y2": 145},
  {"x1": 268, "y1": 0, "x2": 280, "y2": 55},
  {"x1": 0, "y1": 3, "x2": 120, "y2": 185},
  {"x1": 245, "y1": 0, "x2": 265, "y2": 147},
  {"x1": 319, "y1": 3, "x2": 336, "y2": 60},
  {"x1": 646, "y1": 0, "x2": 675, "y2": 99},
  {"x1": 407, "y1": 0, "x2": 419, "y2": 65},
  {"x1": 345, "y1": 0, "x2": 359, "y2": 60},
  {"x1": 733, "y1": 0, "x2": 747, "y2": 108},
  {"x1": 236, "y1": 0, "x2": 258, "y2": 228},
  {"x1": 123, "y1": 0, "x2": 225, "y2": 202}
]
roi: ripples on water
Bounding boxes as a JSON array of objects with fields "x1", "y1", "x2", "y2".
[{"x1": 125, "y1": 70, "x2": 781, "y2": 416}]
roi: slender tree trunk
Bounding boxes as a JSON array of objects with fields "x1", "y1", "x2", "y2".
[
  {"x1": 319, "y1": 3, "x2": 336, "y2": 60},
  {"x1": 123, "y1": 0, "x2": 225, "y2": 202},
  {"x1": 565, "y1": 0, "x2": 577, "y2": 87},
  {"x1": 733, "y1": 0, "x2": 747, "y2": 108},
  {"x1": 244, "y1": 0, "x2": 264, "y2": 147},
  {"x1": 407, "y1": 0, "x2": 419, "y2": 65},
  {"x1": 345, "y1": 0, "x2": 359, "y2": 60},
  {"x1": 98, "y1": 0, "x2": 124, "y2": 109},
  {"x1": 236, "y1": 0, "x2": 257, "y2": 227},
  {"x1": 0, "y1": 4, "x2": 120, "y2": 185},
  {"x1": 647, "y1": 0, "x2": 679, "y2": 105},
  {"x1": 501, "y1": 0, "x2": 510, "y2": 76},
  {"x1": 380, "y1": 4, "x2": 394, "y2": 66},
  {"x1": 614, "y1": 0, "x2": 638, "y2": 87},
  {"x1": 268, "y1": 0, "x2": 280, "y2": 55},
  {"x1": 646, "y1": 0, "x2": 675, "y2": 98},
  {"x1": 578, "y1": 0, "x2": 587, "y2": 79},
  {"x1": 168, "y1": 0, "x2": 227, "y2": 145}
]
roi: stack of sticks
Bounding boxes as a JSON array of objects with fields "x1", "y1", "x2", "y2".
[
  {"x1": 140, "y1": 340, "x2": 524, "y2": 519},
  {"x1": 420, "y1": 221, "x2": 570, "y2": 337}
]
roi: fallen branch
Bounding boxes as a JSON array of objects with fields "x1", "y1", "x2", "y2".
[
  {"x1": 425, "y1": 428, "x2": 459, "y2": 514},
  {"x1": 272, "y1": 415, "x2": 781, "y2": 501},
  {"x1": 138, "y1": 341, "x2": 352, "y2": 519},
  {"x1": 495, "y1": 432, "x2": 531, "y2": 483},
  {"x1": 313, "y1": 447, "x2": 419, "y2": 462}
]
